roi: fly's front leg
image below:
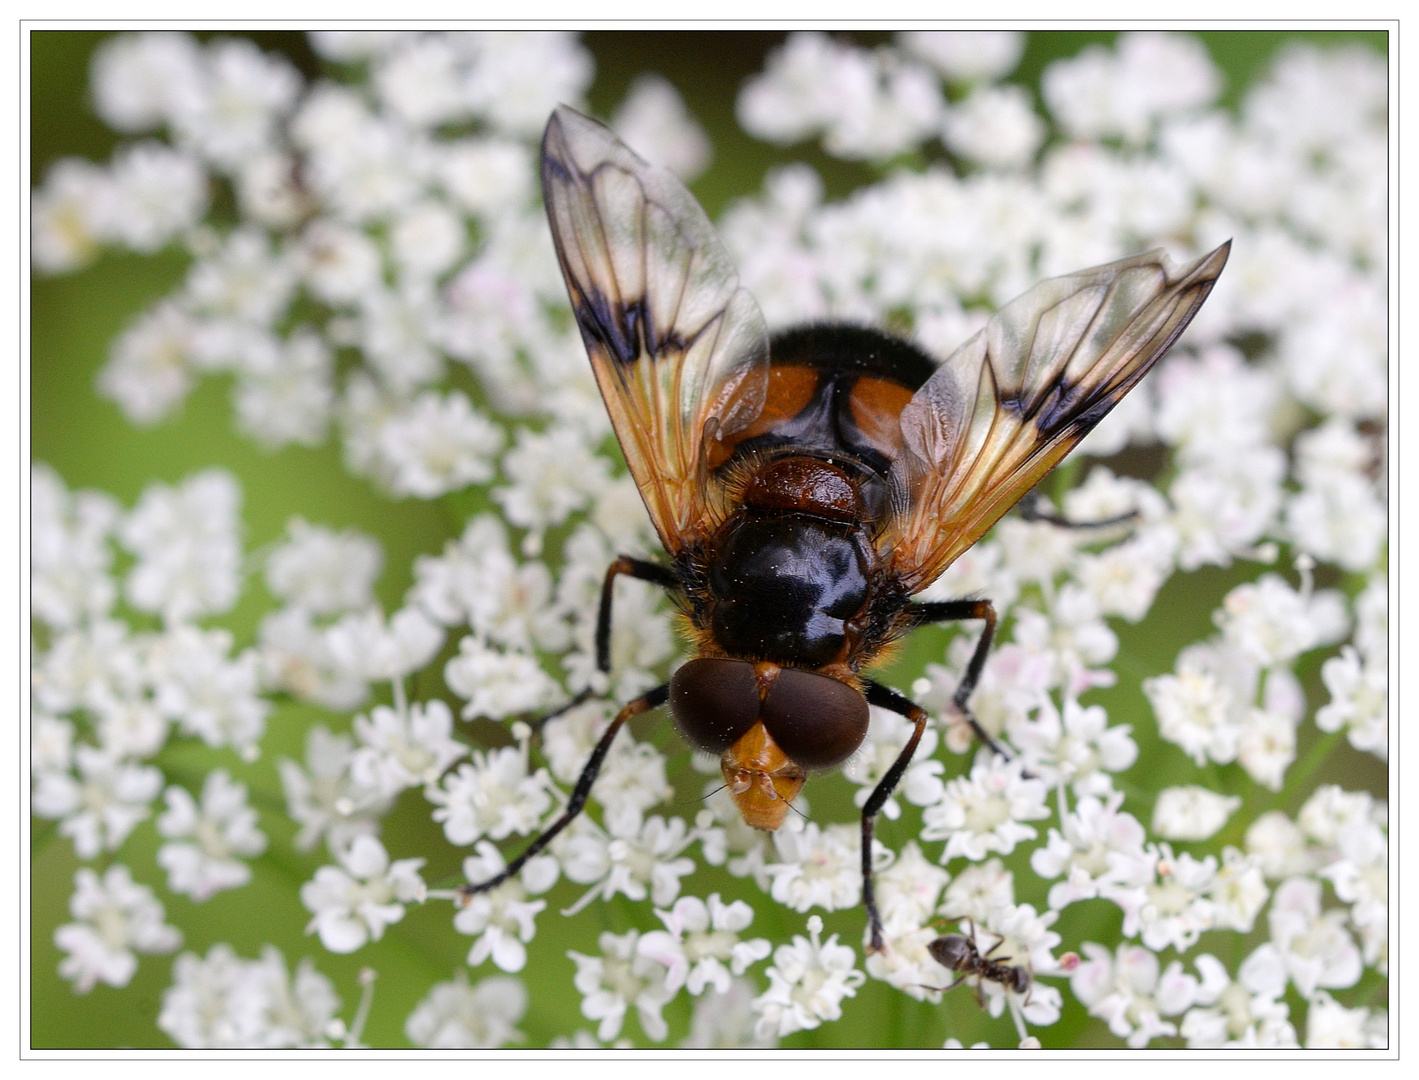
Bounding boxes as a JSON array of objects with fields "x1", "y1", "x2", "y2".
[
  {"x1": 457, "y1": 683, "x2": 669, "y2": 902},
  {"x1": 535, "y1": 555, "x2": 679, "y2": 727},
  {"x1": 908, "y1": 599, "x2": 1003, "y2": 757},
  {"x1": 859, "y1": 681, "x2": 931, "y2": 953}
]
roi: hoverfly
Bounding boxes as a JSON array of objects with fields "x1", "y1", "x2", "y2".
[
  {"x1": 459, "y1": 105, "x2": 1228, "y2": 951},
  {"x1": 926, "y1": 919, "x2": 1031, "y2": 1005}
]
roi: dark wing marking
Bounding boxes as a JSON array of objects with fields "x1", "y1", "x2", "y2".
[
  {"x1": 541, "y1": 105, "x2": 771, "y2": 554},
  {"x1": 883, "y1": 242, "x2": 1230, "y2": 592}
]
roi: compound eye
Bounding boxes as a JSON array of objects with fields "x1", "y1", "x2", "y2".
[
  {"x1": 669, "y1": 658, "x2": 760, "y2": 754},
  {"x1": 760, "y1": 667, "x2": 869, "y2": 770}
]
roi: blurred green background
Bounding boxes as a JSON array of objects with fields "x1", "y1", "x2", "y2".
[{"x1": 30, "y1": 29, "x2": 1387, "y2": 1049}]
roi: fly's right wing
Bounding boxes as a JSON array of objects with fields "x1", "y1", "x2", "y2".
[{"x1": 881, "y1": 243, "x2": 1230, "y2": 593}]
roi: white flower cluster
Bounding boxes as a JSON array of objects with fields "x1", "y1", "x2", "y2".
[{"x1": 32, "y1": 30, "x2": 1385, "y2": 1049}]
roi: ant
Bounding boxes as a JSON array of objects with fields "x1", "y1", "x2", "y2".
[{"x1": 924, "y1": 918, "x2": 1032, "y2": 1006}]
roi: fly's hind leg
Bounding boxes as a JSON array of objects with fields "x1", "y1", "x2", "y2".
[
  {"x1": 859, "y1": 681, "x2": 932, "y2": 953},
  {"x1": 907, "y1": 599, "x2": 1003, "y2": 758}
]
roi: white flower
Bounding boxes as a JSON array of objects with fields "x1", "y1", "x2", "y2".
[
  {"x1": 373, "y1": 34, "x2": 468, "y2": 129},
  {"x1": 870, "y1": 840, "x2": 951, "y2": 933},
  {"x1": 1145, "y1": 666, "x2": 1243, "y2": 767},
  {"x1": 148, "y1": 625, "x2": 269, "y2": 754},
  {"x1": 463, "y1": 31, "x2": 594, "y2": 138},
  {"x1": 1070, "y1": 941, "x2": 1198, "y2": 1048},
  {"x1": 265, "y1": 518, "x2": 382, "y2": 617},
  {"x1": 439, "y1": 137, "x2": 535, "y2": 218},
  {"x1": 1152, "y1": 785, "x2": 1242, "y2": 842},
  {"x1": 1180, "y1": 951, "x2": 1297, "y2": 1048},
  {"x1": 158, "y1": 944, "x2": 343, "y2": 1049},
  {"x1": 591, "y1": 736, "x2": 673, "y2": 823},
  {"x1": 1304, "y1": 990, "x2": 1387, "y2": 1049},
  {"x1": 233, "y1": 330, "x2": 335, "y2": 450},
  {"x1": 920, "y1": 752, "x2": 1050, "y2": 863},
  {"x1": 156, "y1": 769, "x2": 268, "y2": 901},
  {"x1": 350, "y1": 699, "x2": 467, "y2": 798},
  {"x1": 1258, "y1": 876, "x2": 1362, "y2": 998},
  {"x1": 453, "y1": 842, "x2": 553, "y2": 974},
  {"x1": 1044, "y1": 32, "x2": 1218, "y2": 145},
  {"x1": 167, "y1": 37, "x2": 301, "y2": 170},
  {"x1": 569, "y1": 929, "x2": 675, "y2": 1042},
  {"x1": 1206, "y1": 847, "x2": 1270, "y2": 934},
  {"x1": 90, "y1": 31, "x2": 204, "y2": 133},
  {"x1": 246, "y1": 947, "x2": 343, "y2": 1048},
  {"x1": 404, "y1": 972, "x2": 528, "y2": 1048},
  {"x1": 427, "y1": 743, "x2": 555, "y2": 846},
  {"x1": 324, "y1": 605, "x2": 443, "y2": 683},
  {"x1": 1030, "y1": 792, "x2": 1148, "y2": 912},
  {"x1": 296, "y1": 218, "x2": 382, "y2": 305},
  {"x1": 32, "y1": 744, "x2": 162, "y2": 859},
  {"x1": 300, "y1": 834, "x2": 425, "y2": 954},
  {"x1": 278, "y1": 725, "x2": 391, "y2": 854},
  {"x1": 1245, "y1": 811, "x2": 1316, "y2": 881},
  {"x1": 558, "y1": 814, "x2": 698, "y2": 915},
  {"x1": 183, "y1": 225, "x2": 296, "y2": 326},
  {"x1": 762, "y1": 822, "x2": 865, "y2": 913},
  {"x1": 1007, "y1": 692, "x2": 1137, "y2": 798},
  {"x1": 31, "y1": 712, "x2": 75, "y2": 776},
  {"x1": 104, "y1": 141, "x2": 209, "y2": 253},
  {"x1": 752, "y1": 915, "x2": 866, "y2": 1039},
  {"x1": 683, "y1": 976, "x2": 778, "y2": 1048},
  {"x1": 157, "y1": 943, "x2": 270, "y2": 1048},
  {"x1": 1316, "y1": 646, "x2": 1387, "y2": 759},
  {"x1": 55, "y1": 865, "x2": 181, "y2": 993},
  {"x1": 409, "y1": 513, "x2": 567, "y2": 651},
  {"x1": 379, "y1": 390, "x2": 503, "y2": 499},
  {"x1": 612, "y1": 74, "x2": 712, "y2": 182},
  {"x1": 493, "y1": 425, "x2": 612, "y2": 551},
  {"x1": 637, "y1": 893, "x2": 771, "y2": 996},
  {"x1": 1102, "y1": 843, "x2": 1218, "y2": 952},
  {"x1": 30, "y1": 157, "x2": 117, "y2": 272},
  {"x1": 942, "y1": 84, "x2": 1044, "y2": 169},
  {"x1": 941, "y1": 858, "x2": 1016, "y2": 923},
  {"x1": 443, "y1": 636, "x2": 559, "y2": 720},
  {"x1": 899, "y1": 30, "x2": 1024, "y2": 83},
  {"x1": 1215, "y1": 572, "x2": 1349, "y2": 668},
  {"x1": 30, "y1": 463, "x2": 120, "y2": 630},
  {"x1": 118, "y1": 469, "x2": 243, "y2": 624},
  {"x1": 389, "y1": 198, "x2": 466, "y2": 281}
]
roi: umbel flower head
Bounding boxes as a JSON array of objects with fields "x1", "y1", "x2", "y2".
[{"x1": 31, "y1": 29, "x2": 1385, "y2": 1048}]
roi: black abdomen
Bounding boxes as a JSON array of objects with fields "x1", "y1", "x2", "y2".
[{"x1": 708, "y1": 515, "x2": 869, "y2": 668}]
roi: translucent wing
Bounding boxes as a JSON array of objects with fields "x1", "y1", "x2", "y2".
[
  {"x1": 884, "y1": 243, "x2": 1230, "y2": 592},
  {"x1": 541, "y1": 105, "x2": 770, "y2": 554}
]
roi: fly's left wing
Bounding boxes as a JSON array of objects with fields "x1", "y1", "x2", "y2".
[
  {"x1": 882, "y1": 243, "x2": 1230, "y2": 593},
  {"x1": 541, "y1": 106, "x2": 771, "y2": 555}
]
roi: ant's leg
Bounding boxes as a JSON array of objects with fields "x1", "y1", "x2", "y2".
[
  {"x1": 907, "y1": 599, "x2": 1004, "y2": 757},
  {"x1": 457, "y1": 682, "x2": 669, "y2": 901},
  {"x1": 1018, "y1": 489, "x2": 1138, "y2": 530},
  {"x1": 534, "y1": 556, "x2": 678, "y2": 728},
  {"x1": 859, "y1": 681, "x2": 931, "y2": 953}
]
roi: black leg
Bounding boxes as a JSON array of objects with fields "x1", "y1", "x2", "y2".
[
  {"x1": 529, "y1": 556, "x2": 678, "y2": 728},
  {"x1": 1018, "y1": 489, "x2": 1138, "y2": 530},
  {"x1": 860, "y1": 681, "x2": 931, "y2": 952},
  {"x1": 457, "y1": 682, "x2": 670, "y2": 902},
  {"x1": 907, "y1": 599, "x2": 1007, "y2": 758}
]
